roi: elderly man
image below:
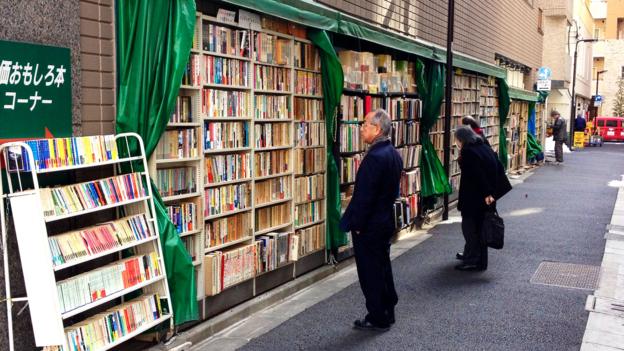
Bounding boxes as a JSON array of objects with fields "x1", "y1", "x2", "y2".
[
  {"x1": 551, "y1": 110, "x2": 567, "y2": 164},
  {"x1": 339, "y1": 109, "x2": 403, "y2": 332}
]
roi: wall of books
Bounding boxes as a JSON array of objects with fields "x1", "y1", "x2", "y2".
[
  {"x1": 535, "y1": 102, "x2": 545, "y2": 145},
  {"x1": 336, "y1": 48, "x2": 422, "y2": 257},
  {"x1": 507, "y1": 100, "x2": 529, "y2": 172},
  {"x1": 151, "y1": 6, "x2": 327, "y2": 319}
]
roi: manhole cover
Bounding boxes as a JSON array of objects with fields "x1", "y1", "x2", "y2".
[{"x1": 530, "y1": 261, "x2": 600, "y2": 290}]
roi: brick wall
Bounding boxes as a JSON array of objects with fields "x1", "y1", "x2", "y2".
[
  {"x1": 316, "y1": 0, "x2": 544, "y2": 70},
  {"x1": 80, "y1": 0, "x2": 116, "y2": 135}
]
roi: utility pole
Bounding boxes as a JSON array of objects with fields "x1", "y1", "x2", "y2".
[
  {"x1": 443, "y1": 0, "x2": 455, "y2": 221},
  {"x1": 569, "y1": 38, "x2": 597, "y2": 144}
]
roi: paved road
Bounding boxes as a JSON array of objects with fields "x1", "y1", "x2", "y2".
[{"x1": 239, "y1": 144, "x2": 624, "y2": 351}]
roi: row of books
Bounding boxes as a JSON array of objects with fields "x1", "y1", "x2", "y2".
[
  {"x1": 397, "y1": 145, "x2": 421, "y2": 169},
  {"x1": 339, "y1": 95, "x2": 376, "y2": 121},
  {"x1": 254, "y1": 149, "x2": 290, "y2": 177},
  {"x1": 156, "y1": 167, "x2": 197, "y2": 197},
  {"x1": 19, "y1": 135, "x2": 119, "y2": 171},
  {"x1": 295, "y1": 174, "x2": 325, "y2": 203},
  {"x1": 339, "y1": 50, "x2": 416, "y2": 93},
  {"x1": 393, "y1": 198, "x2": 414, "y2": 229},
  {"x1": 293, "y1": 42, "x2": 320, "y2": 71},
  {"x1": 202, "y1": 24, "x2": 249, "y2": 58},
  {"x1": 254, "y1": 33, "x2": 291, "y2": 65},
  {"x1": 166, "y1": 202, "x2": 196, "y2": 234},
  {"x1": 204, "y1": 56, "x2": 249, "y2": 87},
  {"x1": 295, "y1": 223, "x2": 325, "y2": 257},
  {"x1": 49, "y1": 214, "x2": 152, "y2": 267},
  {"x1": 204, "y1": 243, "x2": 256, "y2": 296},
  {"x1": 452, "y1": 89, "x2": 479, "y2": 103},
  {"x1": 40, "y1": 173, "x2": 145, "y2": 217},
  {"x1": 182, "y1": 54, "x2": 201, "y2": 87},
  {"x1": 295, "y1": 122, "x2": 325, "y2": 148},
  {"x1": 255, "y1": 202, "x2": 291, "y2": 231},
  {"x1": 440, "y1": 102, "x2": 480, "y2": 117},
  {"x1": 339, "y1": 124, "x2": 364, "y2": 153},
  {"x1": 295, "y1": 148, "x2": 325, "y2": 175},
  {"x1": 294, "y1": 71, "x2": 322, "y2": 95},
  {"x1": 205, "y1": 153, "x2": 251, "y2": 184},
  {"x1": 386, "y1": 98, "x2": 421, "y2": 120},
  {"x1": 203, "y1": 89, "x2": 250, "y2": 118},
  {"x1": 400, "y1": 169, "x2": 421, "y2": 196},
  {"x1": 453, "y1": 75, "x2": 479, "y2": 89},
  {"x1": 204, "y1": 121, "x2": 250, "y2": 150},
  {"x1": 295, "y1": 200, "x2": 324, "y2": 227},
  {"x1": 294, "y1": 97, "x2": 323, "y2": 121},
  {"x1": 481, "y1": 86, "x2": 497, "y2": 97},
  {"x1": 340, "y1": 154, "x2": 362, "y2": 184},
  {"x1": 254, "y1": 95, "x2": 290, "y2": 120},
  {"x1": 170, "y1": 96, "x2": 193, "y2": 123},
  {"x1": 254, "y1": 65, "x2": 290, "y2": 91},
  {"x1": 182, "y1": 236, "x2": 197, "y2": 261},
  {"x1": 254, "y1": 122, "x2": 291, "y2": 148},
  {"x1": 65, "y1": 294, "x2": 165, "y2": 351},
  {"x1": 259, "y1": 15, "x2": 307, "y2": 38},
  {"x1": 255, "y1": 176, "x2": 291, "y2": 205},
  {"x1": 57, "y1": 253, "x2": 161, "y2": 314},
  {"x1": 156, "y1": 129, "x2": 198, "y2": 160},
  {"x1": 480, "y1": 106, "x2": 499, "y2": 117},
  {"x1": 256, "y1": 232, "x2": 294, "y2": 273},
  {"x1": 480, "y1": 96, "x2": 498, "y2": 107},
  {"x1": 205, "y1": 212, "x2": 251, "y2": 249},
  {"x1": 391, "y1": 120, "x2": 419, "y2": 147},
  {"x1": 204, "y1": 183, "x2": 251, "y2": 217}
]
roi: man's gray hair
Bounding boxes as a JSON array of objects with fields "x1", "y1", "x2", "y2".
[
  {"x1": 370, "y1": 109, "x2": 392, "y2": 137},
  {"x1": 454, "y1": 125, "x2": 481, "y2": 145}
]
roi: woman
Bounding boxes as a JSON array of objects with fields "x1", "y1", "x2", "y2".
[
  {"x1": 462, "y1": 115, "x2": 490, "y2": 146},
  {"x1": 454, "y1": 126, "x2": 511, "y2": 271}
]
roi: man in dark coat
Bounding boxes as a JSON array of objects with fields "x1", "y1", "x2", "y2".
[
  {"x1": 339, "y1": 109, "x2": 403, "y2": 332},
  {"x1": 455, "y1": 126, "x2": 512, "y2": 271},
  {"x1": 551, "y1": 110, "x2": 567, "y2": 163}
]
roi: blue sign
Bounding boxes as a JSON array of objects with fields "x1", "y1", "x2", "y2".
[
  {"x1": 595, "y1": 95, "x2": 603, "y2": 102},
  {"x1": 537, "y1": 67, "x2": 552, "y2": 80}
]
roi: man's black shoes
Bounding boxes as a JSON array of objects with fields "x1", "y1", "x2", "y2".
[
  {"x1": 456, "y1": 252, "x2": 465, "y2": 260},
  {"x1": 454, "y1": 263, "x2": 486, "y2": 271},
  {"x1": 353, "y1": 319, "x2": 391, "y2": 332}
]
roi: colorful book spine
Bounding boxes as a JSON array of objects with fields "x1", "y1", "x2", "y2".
[
  {"x1": 204, "y1": 153, "x2": 251, "y2": 184},
  {"x1": 294, "y1": 97, "x2": 323, "y2": 121},
  {"x1": 203, "y1": 89, "x2": 250, "y2": 118},
  {"x1": 295, "y1": 200, "x2": 324, "y2": 227},
  {"x1": 400, "y1": 169, "x2": 421, "y2": 196},
  {"x1": 204, "y1": 183, "x2": 250, "y2": 217},
  {"x1": 339, "y1": 124, "x2": 364, "y2": 152},
  {"x1": 254, "y1": 65, "x2": 290, "y2": 91},
  {"x1": 205, "y1": 212, "x2": 251, "y2": 249},
  {"x1": 156, "y1": 128, "x2": 198, "y2": 160},
  {"x1": 295, "y1": 122, "x2": 325, "y2": 147},
  {"x1": 203, "y1": 121, "x2": 249, "y2": 150},
  {"x1": 255, "y1": 175, "x2": 291, "y2": 205},
  {"x1": 254, "y1": 149, "x2": 290, "y2": 177},
  {"x1": 254, "y1": 95, "x2": 290, "y2": 120},
  {"x1": 170, "y1": 96, "x2": 193, "y2": 123},
  {"x1": 294, "y1": 71, "x2": 322, "y2": 95},
  {"x1": 340, "y1": 155, "x2": 362, "y2": 184},
  {"x1": 156, "y1": 167, "x2": 197, "y2": 197},
  {"x1": 294, "y1": 174, "x2": 325, "y2": 203},
  {"x1": 166, "y1": 202, "x2": 196, "y2": 234},
  {"x1": 202, "y1": 23, "x2": 249, "y2": 57},
  {"x1": 204, "y1": 56, "x2": 249, "y2": 87},
  {"x1": 294, "y1": 148, "x2": 325, "y2": 176},
  {"x1": 254, "y1": 122, "x2": 291, "y2": 148},
  {"x1": 295, "y1": 223, "x2": 325, "y2": 257}
]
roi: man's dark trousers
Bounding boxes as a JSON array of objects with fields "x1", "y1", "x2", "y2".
[
  {"x1": 352, "y1": 230, "x2": 397, "y2": 327},
  {"x1": 554, "y1": 140, "x2": 564, "y2": 162}
]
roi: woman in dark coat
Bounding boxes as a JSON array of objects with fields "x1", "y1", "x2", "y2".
[{"x1": 454, "y1": 126, "x2": 511, "y2": 271}]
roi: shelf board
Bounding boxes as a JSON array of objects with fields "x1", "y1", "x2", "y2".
[
  {"x1": 339, "y1": 150, "x2": 365, "y2": 155},
  {"x1": 155, "y1": 157, "x2": 201, "y2": 165},
  {"x1": 255, "y1": 197, "x2": 293, "y2": 209},
  {"x1": 295, "y1": 218, "x2": 325, "y2": 230},
  {"x1": 254, "y1": 118, "x2": 293, "y2": 122},
  {"x1": 340, "y1": 120, "x2": 364, "y2": 124},
  {"x1": 179, "y1": 229, "x2": 202, "y2": 238},
  {"x1": 201, "y1": 14, "x2": 247, "y2": 28},
  {"x1": 294, "y1": 120, "x2": 325, "y2": 123},
  {"x1": 340, "y1": 181, "x2": 356, "y2": 187},
  {"x1": 205, "y1": 235, "x2": 253, "y2": 253},
  {"x1": 295, "y1": 197, "x2": 325, "y2": 205},
  {"x1": 180, "y1": 85, "x2": 201, "y2": 90},
  {"x1": 294, "y1": 67, "x2": 321, "y2": 74},
  {"x1": 295, "y1": 170, "x2": 326, "y2": 177},
  {"x1": 162, "y1": 192, "x2": 201, "y2": 202},
  {"x1": 35, "y1": 156, "x2": 144, "y2": 174},
  {"x1": 45, "y1": 195, "x2": 151, "y2": 223},
  {"x1": 255, "y1": 222, "x2": 293, "y2": 236},
  {"x1": 254, "y1": 171, "x2": 293, "y2": 181},
  {"x1": 293, "y1": 94, "x2": 323, "y2": 99},
  {"x1": 193, "y1": 260, "x2": 202, "y2": 266},
  {"x1": 91, "y1": 314, "x2": 172, "y2": 351},
  {"x1": 53, "y1": 235, "x2": 158, "y2": 272},
  {"x1": 205, "y1": 207, "x2": 252, "y2": 221},
  {"x1": 205, "y1": 177, "x2": 253, "y2": 188},
  {"x1": 294, "y1": 145, "x2": 325, "y2": 149},
  {"x1": 255, "y1": 145, "x2": 293, "y2": 151},
  {"x1": 167, "y1": 122, "x2": 201, "y2": 127},
  {"x1": 203, "y1": 116, "x2": 252, "y2": 121},
  {"x1": 204, "y1": 83, "x2": 250, "y2": 90},
  {"x1": 254, "y1": 89, "x2": 292, "y2": 95},
  {"x1": 61, "y1": 274, "x2": 166, "y2": 319},
  {"x1": 202, "y1": 50, "x2": 250, "y2": 61},
  {"x1": 254, "y1": 61, "x2": 292, "y2": 69},
  {"x1": 204, "y1": 147, "x2": 251, "y2": 154}
]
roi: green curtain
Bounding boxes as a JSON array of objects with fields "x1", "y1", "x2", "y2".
[
  {"x1": 416, "y1": 59, "x2": 451, "y2": 198},
  {"x1": 526, "y1": 102, "x2": 543, "y2": 161},
  {"x1": 497, "y1": 78, "x2": 510, "y2": 169},
  {"x1": 308, "y1": 29, "x2": 347, "y2": 250},
  {"x1": 116, "y1": 0, "x2": 198, "y2": 325}
]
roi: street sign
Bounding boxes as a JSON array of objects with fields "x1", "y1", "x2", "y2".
[
  {"x1": 538, "y1": 67, "x2": 552, "y2": 80},
  {"x1": 574, "y1": 132, "x2": 585, "y2": 148},
  {"x1": 537, "y1": 79, "x2": 551, "y2": 91},
  {"x1": 0, "y1": 40, "x2": 72, "y2": 141},
  {"x1": 594, "y1": 95, "x2": 603, "y2": 107}
]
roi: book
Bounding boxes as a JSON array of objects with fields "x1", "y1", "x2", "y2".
[
  {"x1": 202, "y1": 23, "x2": 250, "y2": 57},
  {"x1": 166, "y1": 202, "x2": 196, "y2": 234},
  {"x1": 204, "y1": 121, "x2": 249, "y2": 150},
  {"x1": 156, "y1": 167, "x2": 197, "y2": 197},
  {"x1": 295, "y1": 200, "x2": 324, "y2": 227},
  {"x1": 400, "y1": 168, "x2": 421, "y2": 196},
  {"x1": 294, "y1": 174, "x2": 325, "y2": 203},
  {"x1": 204, "y1": 153, "x2": 251, "y2": 184},
  {"x1": 156, "y1": 128, "x2": 198, "y2": 160},
  {"x1": 203, "y1": 89, "x2": 250, "y2": 118},
  {"x1": 170, "y1": 96, "x2": 193, "y2": 123},
  {"x1": 254, "y1": 65, "x2": 290, "y2": 91},
  {"x1": 254, "y1": 122, "x2": 290, "y2": 148},
  {"x1": 255, "y1": 175, "x2": 291, "y2": 205},
  {"x1": 255, "y1": 203, "x2": 291, "y2": 231},
  {"x1": 204, "y1": 56, "x2": 249, "y2": 86},
  {"x1": 254, "y1": 149, "x2": 290, "y2": 177},
  {"x1": 181, "y1": 54, "x2": 201, "y2": 87},
  {"x1": 295, "y1": 122, "x2": 325, "y2": 147},
  {"x1": 294, "y1": 71, "x2": 322, "y2": 95},
  {"x1": 204, "y1": 183, "x2": 250, "y2": 217},
  {"x1": 339, "y1": 124, "x2": 364, "y2": 152},
  {"x1": 254, "y1": 95, "x2": 290, "y2": 120},
  {"x1": 205, "y1": 211, "x2": 251, "y2": 249},
  {"x1": 294, "y1": 223, "x2": 325, "y2": 257},
  {"x1": 294, "y1": 148, "x2": 325, "y2": 176},
  {"x1": 340, "y1": 154, "x2": 362, "y2": 184},
  {"x1": 294, "y1": 97, "x2": 323, "y2": 121}
]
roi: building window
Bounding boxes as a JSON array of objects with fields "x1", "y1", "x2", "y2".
[
  {"x1": 618, "y1": 18, "x2": 624, "y2": 39},
  {"x1": 538, "y1": 8, "x2": 544, "y2": 34}
]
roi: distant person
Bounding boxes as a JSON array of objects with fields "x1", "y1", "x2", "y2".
[
  {"x1": 339, "y1": 109, "x2": 403, "y2": 332},
  {"x1": 462, "y1": 115, "x2": 490, "y2": 146},
  {"x1": 575, "y1": 114, "x2": 587, "y2": 132},
  {"x1": 551, "y1": 110, "x2": 567, "y2": 164},
  {"x1": 455, "y1": 126, "x2": 511, "y2": 271}
]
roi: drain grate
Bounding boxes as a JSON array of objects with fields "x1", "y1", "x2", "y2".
[{"x1": 530, "y1": 261, "x2": 600, "y2": 290}]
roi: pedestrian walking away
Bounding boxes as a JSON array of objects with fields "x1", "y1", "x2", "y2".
[
  {"x1": 339, "y1": 109, "x2": 403, "y2": 332},
  {"x1": 455, "y1": 126, "x2": 512, "y2": 271},
  {"x1": 551, "y1": 110, "x2": 567, "y2": 164}
]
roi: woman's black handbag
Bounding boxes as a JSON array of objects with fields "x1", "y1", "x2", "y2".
[{"x1": 482, "y1": 208, "x2": 504, "y2": 249}]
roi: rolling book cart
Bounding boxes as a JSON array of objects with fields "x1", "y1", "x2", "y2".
[{"x1": 0, "y1": 133, "x2": 173, "y2": 351}]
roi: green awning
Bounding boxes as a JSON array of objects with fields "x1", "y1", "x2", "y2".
[
  {"x1": 508, "y1": 87, "x2": 540, "y2": 102},
  {"x1": 223, "y1": 0, "x2": 506, "y2": 78}
]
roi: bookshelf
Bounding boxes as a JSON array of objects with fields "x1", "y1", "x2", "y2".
[
  {"x1": 151, "y1": 10, "x2": 328, "y2": 318},
  {"x1": 0, "y1": 133, "x2": 172, "y2": 351},
  {"x1": 507, "y1": 100, "x2": 529, "y2": 171}
]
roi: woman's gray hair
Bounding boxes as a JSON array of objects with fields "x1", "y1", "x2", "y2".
[
  {"x1": 461, "y1": 115, "x2": 480, "y2": 130},
  {"x1": 454, "y1": 125, "x2": 481, "y2": 145},
  {"x1": 370, "y1": 109, "x2": 392, "y2": 137}
]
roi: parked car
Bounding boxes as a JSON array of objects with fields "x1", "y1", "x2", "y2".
[{"x1": 594, "y1": 116, "x2": 624, "y2": 142}]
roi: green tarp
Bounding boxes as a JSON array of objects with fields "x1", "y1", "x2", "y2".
[
  {"x1": 222, "y1": 0, "x2": 506, "y2": 79},
  {"x1": 508, "y1": 87, "x2": 540, "y2": 102},
  {"x1": 116, "y1": 0, "x2": 198, "y2": 325},
  {"x1": 497, "y1": 78, "x2": 510, "y2": 169},
  {"x1": 416, "y1": 59, "x2": 451, "y2": 198},
  {"x1": 526, "y1": 102, "x2": 543, "y2": 161},
  {"x1": 308, "y1": 29, "x2": 347, "y2": 250}
]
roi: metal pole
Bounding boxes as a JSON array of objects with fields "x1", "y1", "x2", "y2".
[
  {"x1": 443, "y1": 0, "x2": 455, "y2": 221},
  {"x1": 569, "y1": 40, "x2": 579, "y2": 146}
]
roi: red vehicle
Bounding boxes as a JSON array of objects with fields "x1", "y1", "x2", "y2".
[{"x1": 594, "y1": 116, "x2": 624, "y2": 142}]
